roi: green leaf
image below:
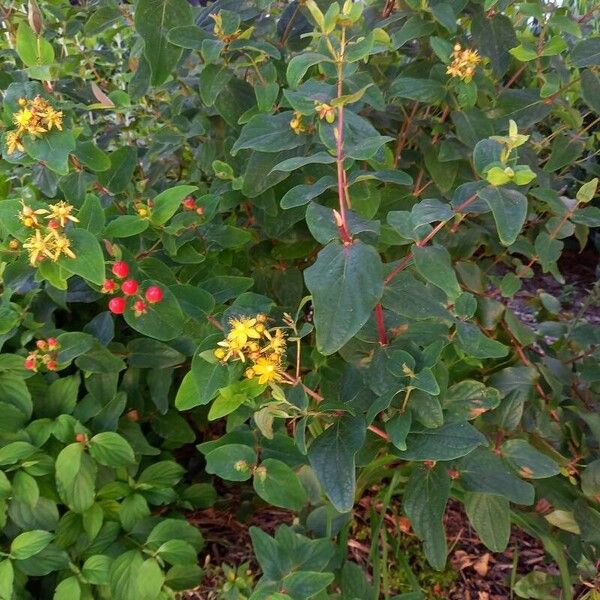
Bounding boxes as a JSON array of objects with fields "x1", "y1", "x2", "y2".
[
  {"x1": 479, "y1": 185, "x2": 528, "y2": 246},
  {"x1": 57, "y1": 228, "x2": 105, "y2": 286},
  {"x1": 167, "y1": 25, "x2": 212, "y2": 49},
  {"x1": 443, "y1": 380, "x2": 501, "y2": 421},
  {"x1": 205, "y1": 444, "x2": 256, "y2": 482},
  {"x1": 0, "y1": 560, "x2": 14, "y2": 600},
  {"x1": 88, "y1": 432, "x2": 136, "y2": 468},
  {"x1": 413, "y1": 245, "x2": 461, "y2": 301},
  {"x1": 576, "y1": 178, "x2": 598, "y2": 204},
  {"x1": 155, "y1": 540, "x2": 197, "y2": 565},
  {"x1": 127, "y1": 338, "x2": 184, "y2": 368},
  {"x1": 82, "y1": 555, "x2": 112, "y2": 586},
  {"x1": 404, "y1": 464, "x2": 450, "y2": 570},
  {"x1": 191, "y1": 353, "x2": 229, "y2": 406},
  {"x1": 97, "y1": 147, "x2": 137, "y2": 194},
  {"x1": 308, "y1": 415, "x2": 366, "y2": 513},
  {"x1": 456, "y1": 321, "x2": 509, "y2": 359},
  {"x1": 544, "y1": 135, "x2": 585, "y2": 172},
  {"x1": 123, "y1": 282, "x2": 184, "y2": 341},
  {"x1": 394, "y1": 422, "x2": 487, "y2": 461},
  {"x1": 286, "y1": 53, "x2": 332, "y2": 88},
  {"x1": 389, "y1": 77, "x2": 446, "y2": 103},
  {"x1": 231, "y1": 113, "x2": 307, "y2": 156},
  {"x1": 104, "y1": 215, "x2": 149, "y2": 238},
  {"x1": 581, "y1": 69, "x2": 600, "y2": 114},
  {"x1": 23, "y1": 129, "x2": 76, "y2": 176},
  {"x1": 11, "y1": 530, "x2": 54, "y2": 560},
  {"x1": 199, "y1": 65, "x2": 233, "y2": 106},
  {"x1": 304, "y1": 241, "x2": 383, "y2": 355},
  {"x1": 457, "y1": 447, "x2": 535, "y2": 504},
  {"x1": 138, "y1": 461, "x2": 184, "y2": 488},
  {"x1": 16, "y1": 23, "x2": 54, "y2": 67},
  {"x1": 270, "y1": 152, "x2": 336, "y2": 172},
  {"x1": 150, "y1": 185, "x2": 197, "y2": 225},
  {"x1": 135, "y1": 0, "x2": 192, "y2": 86},
  {"x1": 74, "y1": 141, "x2": 110, "y2": 172},
  {"x1": 208, "y1": 387, "x2": 246, "y2": 421},
  {"x1": 283, "y1": 572, "x2": 335, "y2": 598},
  {"x1": 471, "y1": 12, "x2": 517, "y2": 76},
  {"x1": 55, "y1": 443, "x2": 96, "y2": 513},
  {"x1": 464, "y1": 492, "x2": 510, "y2": 552},
  {"x1": 53, "y1": 576, "x2": 81, "y2": 600},
  {"x1": 502, "y1": 439, "x2": 560, "y2": 479},
  {"x1": 572, "y1": 38, "x2": 600, "y2": 67},
  {"x1": 175, "y1": 371, "x2": 200, "y2": 410},
  {"x1": 253, "y1": 459, "x2": 308, "y2": 511}
]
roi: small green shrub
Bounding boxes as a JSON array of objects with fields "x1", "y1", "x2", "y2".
[{"x1": 0, "y1": 0, "x2": 599, "y2": 598}]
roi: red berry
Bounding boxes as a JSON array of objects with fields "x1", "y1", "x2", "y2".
[
  {"x1": 182, "y1": 197, "x2": 196, "y2": 210},
  {"x1": 47, "y1": 337, "x2": 58, "y2": 349},
  {"x1": 102, "y1": 278, "x2": 117, "y2": 293},
  {"x1": 134, "y1": 299, "x2": 147, "y2": 314},
  {"x1": 108, "y1": 297, "x2": 126, "y2": 314},
  {"x1": 24, "y1": 358, "x2": 36, "y2": 371},
  {"x1": 46, "y1": 360, "x2": 57, "y2": 371},
  {"x1": 36, "y1": 339, "x2": 48, "y2": 350},
  {"x1": 121, "y1": 279, "x2": 139, "y2": 296},
  {"x1": 48, "y1": 219, "x2": 60, "y2": 230},
  {"x1": 145, "y1": 286, "x2": 163, "y2": 304},
  {"x1": 75, "y1": 433, "x2": 86, "y2": 443},
  {"x1": 112, "y1": 261, "x2": 129, "y2": 279}
]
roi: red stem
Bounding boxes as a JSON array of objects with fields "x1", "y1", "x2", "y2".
[{"x1": 374, "y1": 303, "x2": 387, "y2": 345}]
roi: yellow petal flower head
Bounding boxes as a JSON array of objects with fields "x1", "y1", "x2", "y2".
[
  {"x1": 217, "y1": 338, "x2": 246, "y2": 362},
  {"x1": 252, "y1": 355, "x2": 283, "y2": 384},
  {"x1": 42, "y1": 107, "x2": 63, "y2": 131},
  {"x1": 23, "y1": 229, "x2": 56, "y2": 266},
  {"x1": 6, "y1": 131, "x2": 24, "y2": 155},
  {"x1": 227, "y1": 316, "x2": 261, "y2": 347},
  {"x1": 50, "y1": 231, "x2": 76, "y2": 261},
  {"x1": 18, "y1": 201, "x2": 46, "y2": 228},
  {"x1": 13, "y1": 108, "x2": 34, "y2": 129},
  {"x1": 263, "y1": 328, "x2": 286, "y2": 355},
  {"x1": 45, "y1": 201, "x2": 79, "y2": 227}
]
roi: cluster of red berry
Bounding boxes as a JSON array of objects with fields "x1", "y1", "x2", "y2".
[
  {"x1": 102, "y1": 260, "x2": 163, "y2": 316},
  {"x1": 24, "y1": 337, "x2": 59, "y2": 371}
]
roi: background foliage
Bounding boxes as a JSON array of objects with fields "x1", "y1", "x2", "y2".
[{"x1": 0, "y1": 0, "x2": 599, "y2": 598}]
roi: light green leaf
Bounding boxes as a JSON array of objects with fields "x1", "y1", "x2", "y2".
[
  {"x1": 11, "y1": 530, "x2": 54, "y2": 560},
  {"x1": 88, "y1": 432, "x2": 136, "y2": 468},
  {"x1": 253, "y1": 459, "x2": 308, "y2": 511}
]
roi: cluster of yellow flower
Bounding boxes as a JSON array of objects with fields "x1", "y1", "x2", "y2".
[
  {"x1": 18, "y1": 201, "x2": 78, "y2": 266},
  {"x1": 214, "y1": 315, "x2": 287, "y2": 384},
  {"x1": 446, "y1": 44, "x2": 481, "y2": 81},
  {"x1": 6, "y1": 96, "x2": 63, "y2": 155}
]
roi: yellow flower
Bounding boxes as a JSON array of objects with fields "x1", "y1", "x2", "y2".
[
  {"x1": 18, "y1": 201, "x2": 46, "y2": 228},
  {"x1": 216, "y1": 338, "x2": 246, "y2": 362},
  {"x1": 6, "y1": 131, "x2": 24, "y2": 155},
  {"x1": 42, "y1": 107, "x2": 63, "y2": 131},
  {"x1": 13, "y1": 109, "x2": 33, "y2": 129},
  {"x1": 447, "y1": 45, "x2": 481, "y2": 81},
  {"x1": 290, "y1": 111, "x2": 307, "y2": 135},
  {"x1": 263, "y1": 328, "x2": 286, "y2": 355},
  {"x1": 227, "y1": 316, "x2": 261, "y2": 346},
  {"x1": 44, "y1": 201, "x2": 79, "y2": 227},
  {"x1": 252, "y1": 355, "x2": 282, "y2": 384},
  {"x1": 23, "y1": 230, "x2": 56, "y2": 266},
  {"x1": 49, "y1": 231, "x2": 76, "y2": 261}
]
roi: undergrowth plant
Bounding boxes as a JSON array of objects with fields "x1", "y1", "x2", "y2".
[{"x1": 0, "y1": 0, "x2": 599, "y2": 598}]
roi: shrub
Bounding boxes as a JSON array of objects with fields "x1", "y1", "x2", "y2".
[{"x1": 0, "y1": 0, "x2": 599, "y2": 598}]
